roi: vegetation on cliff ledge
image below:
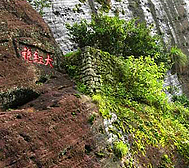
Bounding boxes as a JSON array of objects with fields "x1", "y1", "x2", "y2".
[{"x1": 65, "y1": 14, "x2": 188, "y2": 167}]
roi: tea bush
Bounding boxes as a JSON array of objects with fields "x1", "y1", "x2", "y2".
[
  {"x1": 114, "y1": 141, "x2": 128, "y2": 159},
  {"x1": 64, "y1": 47, "x2": 189, "y2": 166},
  {"x1": 91, "y1": 55, "x2": 189, "y2": 166},
  {"x1": 66, "y1": 15, "x2": 168, "y2": 64},
  {"x1": 90, "y1": 54, "x2": 189, "y2": 166}
]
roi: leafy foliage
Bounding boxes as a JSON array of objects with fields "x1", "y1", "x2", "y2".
[
  {"x1": 66, "y1": 15, "x2": 168, "y2": 63},
  {"x1": 76, "y1": 83, "x2": 90, "y2": 94},
  {"x1": 93, "y1": 57, "x2": 189, "y2": 167},
  {"x1": 115, "y1": 56, "x2": 166, "y2": 106},
  {"x1": 62, "y1": 50, "x2": 81, "y2": 79},
  {"x1": 66, "y1": 14, "x2": 189, "y2": 166},
  {"x1": 172, "y1": 94, "x2": 189, "y2": 107},
  {"x1": 91, "y1": 54, "x2": 188, "y2": 166},
  {"x1": 114, "y1": 141, "x2": 128, "y2": 159},
  {"x1": 64, "y1": 46, "x2": 189, "y2": 166},
  {"x1": 169, "y1": 46, "x2": 187, "y2": 74}
]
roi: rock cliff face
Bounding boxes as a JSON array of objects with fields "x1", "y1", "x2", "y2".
[
  {"x1": 0, "y1": 1, "x2": 114, "y2": 167},
  {"x1": 0, "y1": 0, "x2": 62, "y2": 93},
  {"x1": 0, "y1": 1, "x2": 188, "y2": 167},
  {"x1": 43, "y1": 0, "x2": 189, "y2": 56},
  {"x1": 0, "y1": 0, "x2": 64, "y2": 109},
  {"x1": 42, "y1": 0, "x2": 189, "y2": 97}
]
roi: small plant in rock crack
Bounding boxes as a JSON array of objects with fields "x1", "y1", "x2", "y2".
[
  {"x1": 76, "y1": 83, "x2": 90, "y2": 94},
  {"x1": 27, "y1": 0, "x2": 51, "y2": 16},
  {"x1": 113, "y1": 141, "x2": 128, "y2": 159}
]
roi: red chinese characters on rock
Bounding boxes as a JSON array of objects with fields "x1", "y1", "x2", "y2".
[{"x1": 21, "y1": 47, "x2": 54, "y2": 68}]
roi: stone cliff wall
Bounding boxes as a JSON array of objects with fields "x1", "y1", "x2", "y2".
[
  {"x1": 43, "y1": 0, "x2": 189, "y2": 56},
  {"x1": 42, "y1": 0, "x2": 189, "y2": 96}
]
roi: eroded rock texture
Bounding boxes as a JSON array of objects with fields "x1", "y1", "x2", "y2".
[
  {"x1": 0, "y1": 0, "x2": 62, "y2": 93},
  {"x1": 0, "y1": 1, "x2": 116, "y2": 167},
  {"x1": 0, "y1": 72, "x2": 104, "y2": 168},
  {"x1": 0, "y1": 0, "x2": 63, "y2": 109}
]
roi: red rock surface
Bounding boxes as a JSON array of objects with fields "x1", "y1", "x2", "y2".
[
  {"x1": 0, "y1": 69, "x2": 103, "y2": 168},
  {"x1": 0, "y1": 1, "x2": 106, "y2": 167},
  {"x1": 0, "y1": 0, "x2": 61, "y2": 92}
]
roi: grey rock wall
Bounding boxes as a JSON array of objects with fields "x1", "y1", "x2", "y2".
[
  {"x1": 42, "y1": 0, "x2": 189, "y2": 56},
  {"x1": 43, "y1": 0, "x2": 92, "y2": 54}
]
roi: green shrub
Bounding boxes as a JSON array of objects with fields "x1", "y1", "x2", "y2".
[
  {"x1": 169, "y1": 46, "x2": 187, "y2": 74},
  {"x1": 64, "y1": 50, "x2": 81, "y2": 58},
  {"x1": 92, "y1": 54, "x2": 188, "y2": 165},
  {"x1": 92, "y1": 94, "x2": 111, "y2": 117},
  {"x1": 100, "y1": 56, "x2": 167, "y2": 108},
  {"x1": 62, "y1": 50, "x2": 81, "y2": 79},
  {"x1": 114, "y1": 141, "x2": 128, "y2": 159},
  {"x1": 66, "y1": 15, "x2": 167, "y2": 64},
  {"x1": 172, "y1": 94, "x2": 189, "y2": 107},
  {"x1": 76, "y1": 83, "x2": 89, "y2": 94}
]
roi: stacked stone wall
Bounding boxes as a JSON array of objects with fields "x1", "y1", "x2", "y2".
[
  {"x1": 80, "y1": 47, "x2": 102, "y2": 92},
  {"x1": 66, "y1": 46, "x2": 116, "y2": 93}
]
